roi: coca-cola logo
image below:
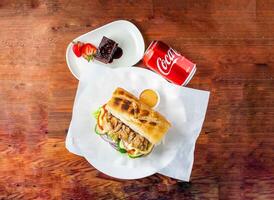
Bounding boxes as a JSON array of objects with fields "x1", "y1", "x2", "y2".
[{"x1": 156, "y1": 48, "x2": 182, "y2": 76}]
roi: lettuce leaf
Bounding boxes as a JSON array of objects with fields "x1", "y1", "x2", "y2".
[{"x1": 92, "y1": 107, "x2": 101, "y2": 120}]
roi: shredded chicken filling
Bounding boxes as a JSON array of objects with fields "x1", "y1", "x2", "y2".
[{"x1": 101, "y1": 111, "x2": 150, "y2": 151}]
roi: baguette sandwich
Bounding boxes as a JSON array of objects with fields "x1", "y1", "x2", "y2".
[{"x1": 93, "y1": 88, "x2": 171, "y2": 158}]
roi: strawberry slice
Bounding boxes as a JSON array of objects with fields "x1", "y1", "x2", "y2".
[
  {"x1": 72, "y1": 41, "x2": 84, "y2": 57},
  {"x1": 81, "y1": 43, "x2": 97, "y2": 62}
]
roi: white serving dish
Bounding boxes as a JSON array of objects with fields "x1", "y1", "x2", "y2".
[{"x1": 66, "y1": 20, "x2": 145, "y2": 79}]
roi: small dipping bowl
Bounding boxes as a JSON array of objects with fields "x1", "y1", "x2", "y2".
[{"x1": 139, "y1": 89, "x2": 160, "y2": 109}]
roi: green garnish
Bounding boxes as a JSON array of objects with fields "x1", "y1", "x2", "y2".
[
  {"x1": 94, "y1": 125, "x2": 102, "y2": 135},
  {"x1": 107, "y1": 132, "x2": 118, "y2": 142},
  {"x1": 118, "y1": 148, "x2": 127, "y2": 154},
  {"x1": 118, "y1": 140, "x2": 127, "y2": 154},
  {"x1": 128, "y1": 153, "x2": 143, "y2": 159},
  {"x1": 92, "y1": 107, "x2": 101, "y2": 120}
]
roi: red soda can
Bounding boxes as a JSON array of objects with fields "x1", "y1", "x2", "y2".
[{"x1": 143, "y1": 41, "x2": 196, "y2": 86}]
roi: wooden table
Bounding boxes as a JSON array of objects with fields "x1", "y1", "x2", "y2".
[{"x1": 0, "y1": 0, "x2": 273, "y2": 199}]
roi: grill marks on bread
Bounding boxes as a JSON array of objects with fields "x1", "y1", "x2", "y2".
[
  {"x1": 106, "y1": 88, "x2": 171, "y2": 144},
  {"x1": 121, "y1": 100, "x2": 131, "y2": 111},
  {"x1": 113, "y1": 95, "x2": 158, "y2": 127}
]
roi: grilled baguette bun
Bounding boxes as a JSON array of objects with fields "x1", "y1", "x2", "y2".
[{"x1": 106, "y1": 88, "x2": 171, "y2": 145}]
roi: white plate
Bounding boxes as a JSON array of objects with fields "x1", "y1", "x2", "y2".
[
  {"x1": 68, "y1": 135, "x2": 158, "y2": 179},
  {"x1": 66, "y1": 20, "x2": 145, "y2": 79},
  {"x1": 68, "y1": 64, "x2": 191, "y2": 179}
]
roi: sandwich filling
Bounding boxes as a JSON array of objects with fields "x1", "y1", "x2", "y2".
[{"x1": 96, "y1": 105, "x2": 153, "y2": 155}]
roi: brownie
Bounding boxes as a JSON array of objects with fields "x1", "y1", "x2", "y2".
[{"x1": 95, "y1": 36, "x2": 118, "y2": 64}]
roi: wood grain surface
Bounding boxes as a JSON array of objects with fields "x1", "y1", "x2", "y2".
[{"x1": 0, "y1": 0, "x2": 273, "y2": 199}]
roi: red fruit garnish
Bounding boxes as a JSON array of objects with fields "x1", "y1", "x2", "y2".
[
  {"x1": 81, "y1": 43, "x2": 97, "y2": 62},
  {"x1": 127, "y1": 149, "x2": 135, "y2": 154},
  {"x1": 72, "y1": 41, "x2": 84, "y2": 57}
]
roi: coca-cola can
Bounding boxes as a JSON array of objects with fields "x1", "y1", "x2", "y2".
[{"x1": 143, "y1": 41, "x2": 196, "y2": 86}]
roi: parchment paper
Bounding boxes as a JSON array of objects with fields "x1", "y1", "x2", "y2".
[{"x1": 66, "y1": 64, "x2": 210, "y2": 180}]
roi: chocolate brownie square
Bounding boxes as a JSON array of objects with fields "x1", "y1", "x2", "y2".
[{"x1": 95, "y1": 36, "x2": 118, "y2": 64}]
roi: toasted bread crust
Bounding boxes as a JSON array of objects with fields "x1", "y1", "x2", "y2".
[{"x1": 106, "y1": 88, "x2": 171, "y2": 144}]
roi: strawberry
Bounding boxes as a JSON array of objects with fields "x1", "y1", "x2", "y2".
[
  {"x1": 81, "y1": 43, "x2": 97, "y2": 62},
  {"x1": 72, "y1": 41, "x2": 84, "y2": 57}
]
